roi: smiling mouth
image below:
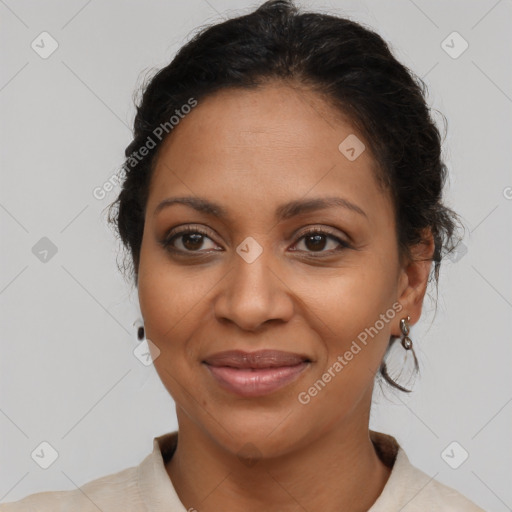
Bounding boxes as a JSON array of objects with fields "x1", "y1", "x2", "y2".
[{"x1": 202, "y1": 349, "x2": 312, "y2": 397}]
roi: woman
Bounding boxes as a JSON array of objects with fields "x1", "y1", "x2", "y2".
[{"x1": 1, "y1": 1, "x2": 486, "y2": 510}]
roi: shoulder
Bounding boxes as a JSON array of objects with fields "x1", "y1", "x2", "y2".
[
  {"x1": 396, "y1": 457, "x2": 486, "y2": 511},
  {"x1": 369, "y1": 431, "x2": 487, "y2": 511},
  {"x1": 394, "y1": 456, "x2": 486, "y2": 511},
  {"x1": 0, "y1": 464, "x2": 140, "y2": 512},
  {"x1": 0, "y1": 432, "x2": 181, "y2": 512}
]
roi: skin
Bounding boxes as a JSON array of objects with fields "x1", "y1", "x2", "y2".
[{"x1": 137, "y1": 82, "x2": 434, "y2": 512}]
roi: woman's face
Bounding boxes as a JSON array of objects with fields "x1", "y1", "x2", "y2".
[{"x1": 137, "y1": 83, "x2": 414, "y2": 457}]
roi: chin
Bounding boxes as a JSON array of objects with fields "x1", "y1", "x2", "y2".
[{"x1": 201, "y1": 408, "x2": 310, "y2": 459}]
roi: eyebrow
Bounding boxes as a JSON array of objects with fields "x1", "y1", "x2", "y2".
[{"x1": 153, "y1": 196, "x2": 367, "y2": 220}]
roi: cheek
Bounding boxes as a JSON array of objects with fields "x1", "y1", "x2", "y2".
[
  {"x1": 312, "y1": 257, "x2": 397, "y2": 326},
  {"x1": 137, "y1": 242, "x2": 227, "y2": 368},
  {"x1": 137, "y1": 242, "x2": 193, "y2": 350},
  {"x1": 137, "y1": 262, "x2": 205, "y2": 402},
  {"x1": 138, "y1": 272, "x2": 199, "y2": 352},
  {"x1": 307, "y1": 253, "x2": 399, "y2": 370}
]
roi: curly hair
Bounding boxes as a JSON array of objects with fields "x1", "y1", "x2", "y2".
[{"x1": 107, "y1": 0, "x2": 462, "y2": 392}]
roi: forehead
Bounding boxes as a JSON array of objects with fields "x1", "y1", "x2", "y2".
[{"x1": 147, "y1": 83, "x2": 391, "y2": 224}]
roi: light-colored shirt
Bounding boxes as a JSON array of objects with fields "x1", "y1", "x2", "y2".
[{"x1": 0, "y1": 430, "x2": 486, "y2": 511}]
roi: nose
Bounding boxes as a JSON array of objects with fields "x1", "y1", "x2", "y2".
[{"x1": 213, "y1": 249, "x2": 295, "y2": 332}]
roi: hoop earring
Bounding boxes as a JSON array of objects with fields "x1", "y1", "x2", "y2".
[
  {"x1": 399, "y1": 315, "x2": 413, "y2": 350},
  {"x1": 379, "y1": 315, "x2": 419, "y2": 393}
]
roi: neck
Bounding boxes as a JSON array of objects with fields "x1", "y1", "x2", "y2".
[{"x1": 165, "y1": 409, "x2": 392, "y2": 512}]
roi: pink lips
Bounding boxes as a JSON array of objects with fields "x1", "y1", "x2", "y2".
[{"x1": 203, "y1": 350, "x2": 311, "y2": 397}]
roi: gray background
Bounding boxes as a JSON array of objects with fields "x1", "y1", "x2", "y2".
[{"x1": 1, "y1": 0, "x2": 511, "y2": 510}]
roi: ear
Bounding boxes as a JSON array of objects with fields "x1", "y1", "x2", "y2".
[{"x1": 395, "y1": 229, "x2": 435, "y2": 333}]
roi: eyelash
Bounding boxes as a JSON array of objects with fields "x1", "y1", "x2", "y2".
[{"x1": 160, "y1": 224, "x2": 351, "y2": 258}]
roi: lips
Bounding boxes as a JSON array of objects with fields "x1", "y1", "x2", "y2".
[
  {"x1": 203, "y1": 349, "x2": 310, "y2": 368},
  {"x1": 203, "y1": 350, "x2": 311, "y2": 397}
]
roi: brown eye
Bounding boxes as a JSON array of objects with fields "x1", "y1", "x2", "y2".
[
  {"x1": 304, "y1": 234, "x2": 328, "y2": 251},
  {"x1": 181, "y1": 233, "x2": 206, "y2": 251},
  {"x1": 292, "y1": 228, "x2": 350, "y2": 255},
  {"x1": 161, "y1": 227, "x2": 221, "y2": 255}
]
